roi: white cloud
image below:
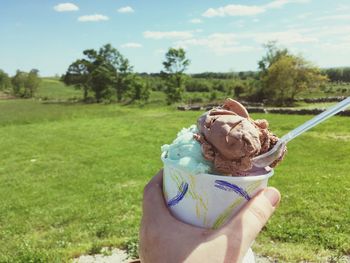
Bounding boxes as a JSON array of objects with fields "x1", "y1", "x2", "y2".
[
  {"x1": 265, "y1": 0, "x2": 310, "y2": 9},
  {"x1": 341, "y1": 35, "x2": 350, "y2": 42},
  {"x1": 176, "y1": 28, "x2": 318, "y2": 53},
  {"x1": 250, "y1": 30, "x2": 318, "y2": 45},
  {"x1": 189, "y1": 18, "x2": 202, "y2": 24},
  {"x1": 143, "y1": 31, "x2": 193, "y2": 39},
  {"x1": 315, "y1": 14, "x2": 350, "y2": 21},
  {"x1": 264, "y1": 0, "x2": 289, "y2": 9},
  {"x1": 203, "y1": 5, "x2": 265, "y2": 17},
  {"x1": 117, "y1": 6, "x2": 134, "y2": 13},
  {"x1": 317, "y1": 41, "x2": 350, "y2": 52},
  {"x1": 176, "y1": 33, "x2": 256, "y2": 54},
  {"x1": 335, "y1": 4, "x2": 350, "y2": 11},
  {"x1": 78, "y1": 14, "x2": 109, "y2": 22},
  {"x1": 269, "y1": 24, "x2": 350, "y2": 46},
  {"x1": 121, "y1": 42, "x2": 142, "y2": 48},
  {"x1": 297, "y1": 12, "x2": 313, "y2": 19},
  {"x1": 309, "y1": 25, "x2": 350, "y2": 39},
  {"x1": 202, "y1": 0, "x2": 310, "y2": 18},
  {"x1": 54, "y1": 3, "x2": 79, "y2": 12}
]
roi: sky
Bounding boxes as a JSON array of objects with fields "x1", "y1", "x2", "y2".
[{"x1": 1, "y1": 0, "x2": 350, "y2": 76}]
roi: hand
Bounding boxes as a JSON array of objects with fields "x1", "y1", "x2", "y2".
[{"x1": 139, "y1": 170, "x2": 280, "y2": 263}]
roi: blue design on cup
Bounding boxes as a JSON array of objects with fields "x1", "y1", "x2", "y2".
[
  {"x1": 167, "y1": 182, "x2": 189, "y2": 207},
  {"x1": 214, "y1": 180, "x2": 251, "y2": 201}
]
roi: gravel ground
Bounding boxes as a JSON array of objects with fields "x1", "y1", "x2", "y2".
[
  {"x1": 73, "y1": 248, "x2": 130, "y2": 263},
  {"x1": 73, "y1": 249, "x2": 350, "y2": 263},
  {"x1": 255, "y1": 255, "x2": 275, "y2": 262},
  {"x1": 73, "y1": 248, "x2": 276, "y2": 263}
]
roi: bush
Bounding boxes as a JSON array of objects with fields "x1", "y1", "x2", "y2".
[
  {"x1": 212, "y1": 80, "x2": 226, "y2": 92},
  {"x1": 209, "y1": 91, "x2": 218, "y2": 101},
  {"x1": 185, "y1": 79, "x2": 211, "y2": 92},
  {"x1": 127, "y1": 76, "x2": 150, "y2": 102},
  {"x1": 233, "y1": 85, "x2": 244, "y2": 98}
]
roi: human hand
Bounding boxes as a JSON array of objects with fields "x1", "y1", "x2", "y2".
[{"x1": 139, "y1": 170, "x2": 280, "y2": 263}]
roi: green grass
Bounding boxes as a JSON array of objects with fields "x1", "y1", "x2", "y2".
[
  {"x1": 35, "y1": 78, "x2": 82, "y2": 100},
  {"x1": 292, "y1": 102, "x2": 337, "y2": 109},
  {"x1": 34, "y1": 78, "x2": 169, "y2": 107},
  {"x1": 0, "y1": 100, "x2": 349, "y2": 262}
]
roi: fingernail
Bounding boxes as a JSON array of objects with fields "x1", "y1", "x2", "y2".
[{"x1": 264, "y1": 188, "x2": 280, "y2": 207}]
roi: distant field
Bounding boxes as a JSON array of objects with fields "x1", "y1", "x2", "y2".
[
  {"x1": 35, "y1": 78, "x2": 170, "y2": 107},
  {"x1": 296, "y1": 82, "x2": 350, "y2": 99},
  {"x1": 33, "y1": 77, "x2": 350, "y2": 107},
  {"x1": 35, "y1": 78, "x2": 82, "y2": 100},
  {"x1": 0, "y1": 99, "x2": 349, "y2": 262}
]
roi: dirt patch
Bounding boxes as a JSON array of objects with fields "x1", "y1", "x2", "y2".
[
  {"x1": 73, "y1": 248, "x2": 278, "y2": 263},
  {"x1": 73, "y1": 248, "x2": 130, "y2": 263}
]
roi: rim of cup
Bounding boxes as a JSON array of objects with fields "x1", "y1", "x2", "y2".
[{"x1": 161, "y1": 151, "x2": 274, "y2": 182}]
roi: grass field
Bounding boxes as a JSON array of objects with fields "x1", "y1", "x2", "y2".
[
  {"x1": 0, "y1": 97, "x2": 349, "y2": 262},
  {"x1": 35, "y1": 78, "x2": 82, "y2": 100},
  {"x1": 297, "y1": 83, "x2": 350, "y2": 99}
]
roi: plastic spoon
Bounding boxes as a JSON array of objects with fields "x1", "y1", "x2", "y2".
[{"x1": 252, "y1": 96, "x2": 350, "y2": 168}]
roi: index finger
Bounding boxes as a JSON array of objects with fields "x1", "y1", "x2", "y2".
[{"x1": 142, "y1": 169, "x2": 173, "y2": 219}]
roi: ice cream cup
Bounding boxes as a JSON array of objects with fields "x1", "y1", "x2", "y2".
[{"x1": 161, "y1": 151, "x2": 274, "y2": 262}]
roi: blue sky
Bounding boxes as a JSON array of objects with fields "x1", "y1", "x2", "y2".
[{"x1": 1, "y1": 0, "x2": 350, "y2": 76}]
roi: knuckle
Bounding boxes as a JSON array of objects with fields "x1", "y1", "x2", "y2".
[
  {"x1": 199, "y1": 228, "x2": 214, "y2": 241},
  {"x1": 247, "y1": 204, "x2": 269, "y2": 225}
]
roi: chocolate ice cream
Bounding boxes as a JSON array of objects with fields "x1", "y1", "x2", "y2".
[{"x1": 195, "y1": 99, "x2": 284, "y2": 175}]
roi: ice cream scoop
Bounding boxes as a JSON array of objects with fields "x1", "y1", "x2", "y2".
[
  {"x1": 161, "y1": 125, "x2": 213, "y2": 174},
  {"x1": 195, "y1": 99, "x2": 283, "y2": 175}
]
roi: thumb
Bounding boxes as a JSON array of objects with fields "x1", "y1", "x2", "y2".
[{"x1": 224, "y1": 187, "x2": 280, "y2": 252}]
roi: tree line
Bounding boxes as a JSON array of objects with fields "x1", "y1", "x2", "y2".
[
  {"x1": 61, "y1": 44, "x2": 191, "y2": 104},
  {"x1": 2, "y1": 41, "x2": 348, "y2": 105},
  {"x1": 322, "y1": 67, "x2": 350, "y2": 82},
  {"x1": 60, "y1": 42, "x2": 330, "y2": 105}
]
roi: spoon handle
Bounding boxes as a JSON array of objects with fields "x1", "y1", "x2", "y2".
[{"x1": 281, "y1": 96, "x2": 350, "y2": 143}]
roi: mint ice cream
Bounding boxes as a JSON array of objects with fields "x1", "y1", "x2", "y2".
[{"x1": 161, "y1": 125, "x2": 213, "y2": 174}]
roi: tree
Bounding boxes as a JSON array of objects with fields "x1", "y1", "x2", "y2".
[
  {"x1": 11, "y1": 70, "x2": 26, "y2": 97},
  {"x1": 258, "y1": 41, "x2": 289, "y2": 74},
  {"x1": 0, "y1": 70, "x2": 12, "y2": 91},
  {"x1": 259, "y1": 44, "x2": 328, "y2": 105},
  {"x1": 114, "y1": 53, "x2": 133, "y2": 102},
  {"x1": 63, "y1": 59, "x2": 91, "y2": 100},
  {"x1": 86, "y1": 44, "x2": 133, "y2": 101},
  {"x1": 261, "y1": 55, "x2": 295, "y2": 104},
  {"x1": 24, "y1": 69, "x2": 40, "y2": 97},
  {"x1": 11, "y1": 69, "x2": 41, "y2": 98},
  {"x1": 90, "y1": 63, "x2": 114, "y2": 102},
  {"x1": 126, "y1": 75, "x2": 150, "y2": 102},
  {"x1": 63, "y1": 44, "x2": 133, "y2": 102},
  {"x1": 161, "y1": 48, "x2": 190, "y2": 104}
]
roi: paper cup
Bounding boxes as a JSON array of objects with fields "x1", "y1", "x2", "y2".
[{"x1": 161, "y1": 152, "x2": 274, "y2": 262}]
